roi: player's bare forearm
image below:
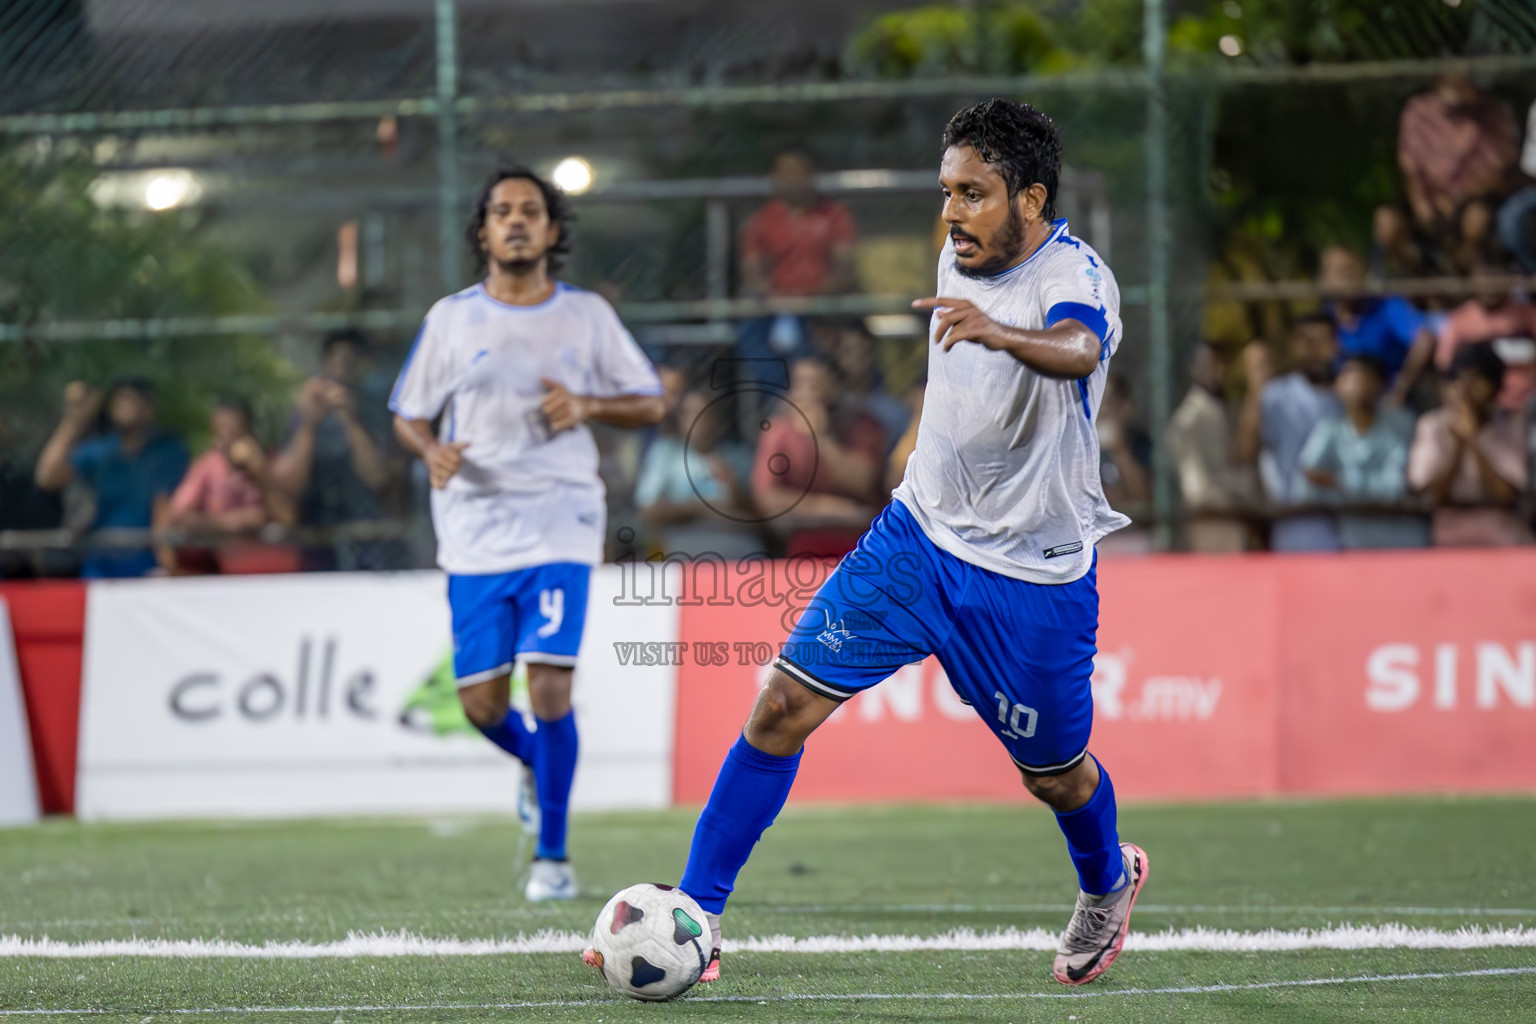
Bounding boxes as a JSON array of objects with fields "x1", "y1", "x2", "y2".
[
  {"x1": 912, "y1": 297, "x2": 1099, "y2": 379},
  {"x1": 583, "y1": 393, "x2": 667, "y2": 429},
  {"x1": 393, "y1": 415, "x2": 436, "y2": 460},
  {"x1": 987, "y1": 321, "x2": 1100, "y2": 379},
  {"x1": 394, "y1": 414, "x2": 468, "y2": 490},
  {"x1": 540, "y1": 378, "x2": 665, "y2": 433}
]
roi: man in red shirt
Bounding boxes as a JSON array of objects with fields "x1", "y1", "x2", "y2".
[
  {"x1": 1376, "y1": 74, "x2": 1520, "y2": 275},
  {"x1": 741, "y1": 149, "x2": 857, "y2": 299}
]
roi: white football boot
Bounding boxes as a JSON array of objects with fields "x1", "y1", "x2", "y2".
[
  {"x1": 524, "y1": 858, "x2": 578, "y2": 902},
  {"x1": 1053, "y1": 842, "x2": 1149, "y2": 985}
]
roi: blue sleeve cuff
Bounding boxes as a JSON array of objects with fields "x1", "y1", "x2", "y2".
[{"x1": 1045, "y1": 301, "x2": 1109, "y2": 343}]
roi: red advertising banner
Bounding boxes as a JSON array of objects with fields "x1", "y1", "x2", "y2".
[
  {"x1": 0, "y1": 581, "x2": 86, "y2": 814},
  {"x1": 673, "y1": 551, "x2": 1536, "y2": 804},
  {"x1": 1276, "y1": 550, "x2": 1536, "y2": 795}
]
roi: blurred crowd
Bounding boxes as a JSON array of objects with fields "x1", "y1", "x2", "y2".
[
  {"x1": 3, "y1": 73, "x2": 1536, "y2": 577},
  {"x1": 1168, "y1": 74, "x2": 1536, "y2": 553}
]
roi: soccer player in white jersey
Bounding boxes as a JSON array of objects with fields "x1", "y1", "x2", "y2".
[
  {"x1": 392, "y1": 168, "x2": 665, "y2": 901},
  {"x1": 601, "y1": 99, "x2": 1148, "y2": 984}
]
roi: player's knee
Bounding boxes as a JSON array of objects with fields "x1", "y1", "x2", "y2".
[
  {"x1": 1020, "y1": 760, "x2": 1097, "y2": 811},
  {"x1": 743, "y1": 672, "x2": 824, "y2": 754},
  {"x1": 1020, "y1": 770, "x2": 1064, "y2": 802},
  {"x1": 458, "y1": 686, "x2": 507, "y2": 729},
  {"x1": 526, "y1": 664, "x2": 574, "y2": 721}
]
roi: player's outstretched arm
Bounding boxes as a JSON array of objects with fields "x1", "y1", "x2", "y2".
[
  {"x1": 911, "y1": 297, "x2": 1100, "y2": 380},
  {"x1": 393, "y1": 414, "x2": 468, "y2": 490},
  {"x1": 539, "y1": 378, "x2": 665, "y2": 433}
]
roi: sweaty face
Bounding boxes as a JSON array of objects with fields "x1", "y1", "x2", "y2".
[
  {"x1": 480, "y1": 178, "x2": 559, "y2": 273},
  {"x1": 940, "y1": 145, "x2": 1028, "y2": 279}
]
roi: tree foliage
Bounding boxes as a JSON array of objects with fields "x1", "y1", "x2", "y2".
[{"x1": 0, "y1": 150, "x2": 297, "y2": 452}]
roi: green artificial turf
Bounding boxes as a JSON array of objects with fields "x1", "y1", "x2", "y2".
[{"x1": 1, "y1": 795, "x2": 1533, "y2": 1022}]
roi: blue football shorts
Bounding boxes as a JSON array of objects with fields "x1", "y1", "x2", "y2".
[
  {"x1": 776, "y1": 499, "x2": 1099, "y2": 775},
  {"x1": 448, "y1": 562, "x2": 592, "y2": 686}
]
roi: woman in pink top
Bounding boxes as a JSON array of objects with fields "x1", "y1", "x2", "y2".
[
  {"x1": 1409, "y1": 343, "x2": 1531, "y2": 546},
  {"x1": 161, "y1": 398, "x2": 299, "y2": 573}
]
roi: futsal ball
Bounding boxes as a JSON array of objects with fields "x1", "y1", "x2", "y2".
[{"x1": 587, "y1": 883, "x2": 710, "y2": 1001}]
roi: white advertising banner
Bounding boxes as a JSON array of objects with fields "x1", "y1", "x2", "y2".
[
  {"x1": 76, "y1": 567, "x2": 677, "y2": 820},
  {"x1": 0, "y1": 600, "x2": 41, "y2": 826}
]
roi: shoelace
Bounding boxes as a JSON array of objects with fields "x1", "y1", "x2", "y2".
[{"x1": 1061, "y1": 898, "x2": 1115, "y2": 953}]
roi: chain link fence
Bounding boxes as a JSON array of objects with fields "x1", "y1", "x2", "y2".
[{"x1": 3, "y1": 0, "x2": 1535, "y2": 574}]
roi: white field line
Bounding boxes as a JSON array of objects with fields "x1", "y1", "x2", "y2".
[
  {"x1": 6, "y1": 903, "x2": 1533, "y2": 930},
  {"x1": 2, "y1": 924, "x2": 1536, "y2": 959},
  {"x1": 0, "y1": 966, "x2": 1533, "y2": 1015}
]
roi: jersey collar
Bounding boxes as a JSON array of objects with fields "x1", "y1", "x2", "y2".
[{"x1": 476, "y1": 280, "x2": 565, "y2": 311}]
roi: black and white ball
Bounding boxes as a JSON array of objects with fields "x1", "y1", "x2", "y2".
[{"x1": 587, "y1": 883, "x2": 710, "y2": 1001}]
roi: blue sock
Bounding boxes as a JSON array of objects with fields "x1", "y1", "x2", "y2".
[
  {"x1": 679, "y1": 734, "x2": 802, "y2": 914},
  {"x1": 532, "y1": 710, "x2": 578, "y2": 861},
  {"x1": 476, "y1": 708, "x2": 533, "y2": 762},
  {"x1": 1053, "y1": 757, "x2": 1123, "y2": 896}
]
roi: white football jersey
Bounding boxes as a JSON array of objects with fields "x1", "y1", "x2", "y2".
[
  {"x1": 892, "y1": 219, "x2": 1128, "y2": 585},
  {"x1": 389, "y1": 282, "x2": 662, "y2": 575}
]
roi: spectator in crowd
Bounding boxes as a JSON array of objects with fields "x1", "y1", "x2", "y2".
[
  {"x1": 1410, "y1": 342, "x2": 1530, "y2": 546},
  {"x1": 160, "y1": 397, "x2": 298, "y2": 574},
  {"x1": 832, "y1": 324, "x2": 911, "y2": 458},
  {"x1": 34, "y1": 379, "x2": 188, "y2": 578},
  {"x1": 752, "y1": 355, "x2": 885, "y2": 558},
  {"x1": 1096, "y1": 374, "x2": 1152, "y2": 511},
  {"x1": 737, "y1": 149, "x2": 858, "y2": 364},
  {"x1": 1300, "y1": 356, "x2": 1428, "y2": 549},
  {"x1": 270, "y1": 330, "x2": 393, "y2": 569},
  {"x1": 1093, "y1": 374, "x2": 1153, "y2": 555},
  {"x1": 1237, "y1": 316, "x2": 1343, "y2": 551},
  {"x1": 636, "y1": 388, "x2": 761, "y2": 560},
  {"x1": 1434, "y1": 263, "x2": 1536, "y2": 411},
  {"x1": 1166, "y1": 342, "x2": 1256, "y2": 552},
  {"x1": 1378, "y1": 73, "x2": 1520, "y2": 276},
  {"x1": 1495, "y1": 97, "x2": 1536, "y2": 272},
  {"x1": 1318, "y1": 244, "x2": 1436, "y2": 405}
]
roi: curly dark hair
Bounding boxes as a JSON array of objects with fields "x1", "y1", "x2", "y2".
[
  {"x1": 465, "y1": 166, "x2": 575, "y2": 274},
  {"x1": 941, "y1": 99, "x2": 1062, "y2": 219}
]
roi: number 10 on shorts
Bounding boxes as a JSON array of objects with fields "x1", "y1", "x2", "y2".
[{"x1": 995, "y1": 691, "x2": 1038, "y2": 738}]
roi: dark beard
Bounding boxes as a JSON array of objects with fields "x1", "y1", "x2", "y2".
[
  {"x1": 495, "y1": 254, "x2": 546, "y2": 276},
  {"x1": 491, "y1": 237, "x2": 549, "y2": 277},
  {"x1": 954, "y1": 206, "x2": 1026, "y2": 279}
]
